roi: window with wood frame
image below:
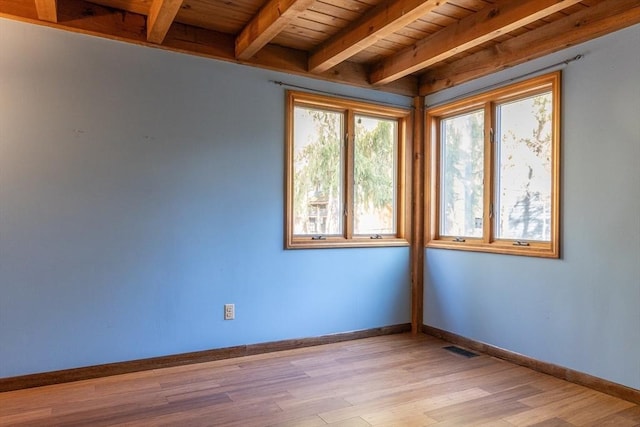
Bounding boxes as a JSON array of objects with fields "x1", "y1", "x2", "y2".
[
  {"x1": 426, "y1": 72, "x2": 561, "y2": 258},
  {"x1": 285, "y1": 91, "x2": 411, "y2": 249}
]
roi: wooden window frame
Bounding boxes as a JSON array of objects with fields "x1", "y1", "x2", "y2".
[
  {"x1": 285, "y1": 91, "x2": 412, "y2": 249},
  {"x1": 425, "y1": 72, "x2": 561, "y2": 258}
]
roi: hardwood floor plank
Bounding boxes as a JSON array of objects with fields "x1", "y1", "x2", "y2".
[
  {"x1": 425, "y1": 385, "x2": 541, "y2": 424},
  {"x1": 516, "y1": 383, "x2": 588, "y2": 407},
  {"x1": 0, "y1": 408, "x2": 52, "y2": 425},
  {"x1": 318, "y1": 383, "x2": 491, "y2": 424},
  {"x1": 505, "y1": 389, "x2": 618, "y2": 426},
  {"x1": 471, "y1": 421, "x2": 515, "y2": 427},
  {"x1": 276, "y1": 396, "x2": 352, "y2": 412},
  {"x1": 560, "y1": 392, "x2": 635, "y2": 425},
  {"x1": 360, "y1": 388, "x2": 487, "y2": 425},
  {"x1": 270, "y1": 415, "x2": 329, "y2": 427},
  {"x1": 0, "y1": 333, "x2": 637, "y2": 426},
  {"x1": 581, "y1": 413, "x2": 639, "y2": 427},
  {"x1": 616, "y1": 404, "x2": 640, "y2": 421},
  {"x1": 344, "y1": 362, "x2": 515, "y2": 405},
  {"x1": 365, "y1": 413, "x2": 438, "y2": 426},
  {"x1": 326, "y1": 417, "x2": 371, "y2": 426},
  {"x1": 528, "y1": 419, "x2": 575, "y2": 427}
]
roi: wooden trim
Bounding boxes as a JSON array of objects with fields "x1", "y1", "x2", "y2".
[
  {"x1": 147, "y1": 0, "x2": 183, "y2": 44},
  {"x1": 410, "y1": 96, "x2": 424, "y2": 334},
  {"x1": 235, "y1": 0, "x2": 315, "y2": 60},
  {"x1": 287, "y1": 237, "x2": 410, "y2": 249},
  {"x1": 483, "y1": 101, "x2": 493, "y2": 244},
  {"x1": 424, "y1": 107, "x2": 436, "y2": 246},
  {"x1": 399, "y1": 106, "x2": 412, "y2": 246},
  {"x1": 551, "y1": 72, "x2": 562, "y2": 259},
  {"x1": 345, "y1": 109, "x2": 355, "y2": 240},
  {"x1": 284, "y1": 91, "x2": 411, "y2": 118},
  {"x1": 422, "y1": 324, "x2": 640, "y2": 405},
  {"x1": 34, "y1": 0, "x2": 56, "y2": 22},
  {"x1": 426, "y1": 240, "x2": 559, "y2": 258},
  {"x1": 419, "y1": 0, "x2": 640, "y2": 95},
  {"x1": 369, "y1": 0, "x2": 583, "y2": 85},
  {"x1": 0, "y1": 324, "x2": 411, "y2": 393},
  {"x1": 308, "y1": 0, "x2": 443, "y2": 73}
]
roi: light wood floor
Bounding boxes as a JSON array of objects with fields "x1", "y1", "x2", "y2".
[{"x1": 1, "y1": 333, "x2": 638, "y2": 426}]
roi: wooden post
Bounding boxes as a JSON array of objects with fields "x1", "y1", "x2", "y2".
[{"x1": 411, "y1": 95, "x2": 425, "y2": 334}]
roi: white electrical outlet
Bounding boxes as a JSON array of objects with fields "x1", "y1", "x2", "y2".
[{"x1": 224, "y1": 304, "x2": 235, "y2": 320}]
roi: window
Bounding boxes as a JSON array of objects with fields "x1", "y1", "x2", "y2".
[
  {"x1": 426, "y1": 72, "x2": 561, "y2": 257},
  {"x1": 286, "y1": 91, "x2": 411, "y2": 248}
]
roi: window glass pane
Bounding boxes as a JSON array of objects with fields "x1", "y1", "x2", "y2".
[
  {"x1": 495, "y1": 92, "x2": 552, "y2": 241},
  {"x1": 293, "y1": 106, "x2": 343, "y2": 235},
  {"x1": 440, "y1": 110, "x2": 484, "y2": 238},
  {"x1": 354, "y1": 115, "x2": 397, "y2": 235}
]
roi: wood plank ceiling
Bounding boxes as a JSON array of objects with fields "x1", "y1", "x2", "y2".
[{"x1": 1, "y1": 0, "x2": 639, "y2": 96}]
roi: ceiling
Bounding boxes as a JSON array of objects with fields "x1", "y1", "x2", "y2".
[{"x1": 1, "y1": 0, "x2": 639, "y2": 96}]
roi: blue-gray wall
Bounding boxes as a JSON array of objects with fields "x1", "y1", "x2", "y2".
[
  {"x1": 424, "y1": 24, "x2": 640, "y2": 390},
  {"x1": 0, "y1": 18, "x2": 412, "y2": 377}
]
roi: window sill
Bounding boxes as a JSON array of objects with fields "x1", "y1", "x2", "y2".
[
  {"x1": 426, "y1": 239, "x2": 559, "y2": 258},
  {"x1": 286, "y1": 237, "x2": 410, "y2": 250}
]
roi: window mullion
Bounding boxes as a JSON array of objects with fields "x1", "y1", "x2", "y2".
[
  {"x1": 396, "y1": 117, "x2": 406, "y2": 239},
  {"x1": 431, "y1": 117, "x2": 441, "y2": 241},
  {"x1": 345, "y1": 109, "x2": 355, "y2": 240},
  {"x1": 483, "y1": 102, "x2": 494, "y2": 244}
]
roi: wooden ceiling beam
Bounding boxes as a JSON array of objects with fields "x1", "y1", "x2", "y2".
[
  {"x1": 34, "y1": 0, "x2": 57, "y2": 22},
  {"x1": 235, "y1": 0, "x2": 316, "y2": 60},
  {"x1": 1, "y1": 0, "x2": 148, "y2": 40},
  {"x1": 0, "y1": 0, "x2": 417, "y2": 97},
  {"x1": 419, "y1": 0, "x2": 640, "y2": 95},
  {"x1": 308, "y1": 0, "x2": 445, "y2": 73},
  {"x1": 147, "y1": 0, "x2": 183, "y2": 44},
  {"x1": 172, "y1": 25, "x2": 418, "y2": 96},
  {"x1": 369, "y1": 0, "x2": 584, "y2": 85}
]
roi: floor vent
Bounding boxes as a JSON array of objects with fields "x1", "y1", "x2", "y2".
[{"x1": 443, "y1": 345, "x2": 479, "y2": 358}]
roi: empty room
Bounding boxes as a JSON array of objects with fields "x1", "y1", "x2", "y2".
[{"x1": 0, "y1": 0, "x2": 639, "y2": 425}]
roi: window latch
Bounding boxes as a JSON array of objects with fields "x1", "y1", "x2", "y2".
[
  {"x1": 453, "y1": 237, "x2": 466, "y2": 242},
  {"x1": 513, "y1": 240, "x2": 530, "y2": 246},
  {"x1": 311, "y1": 235, "x2": 326, "y2": 240},
  {"x1": 370, "y1": 234, "x2": 382, "y2": 239}
]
